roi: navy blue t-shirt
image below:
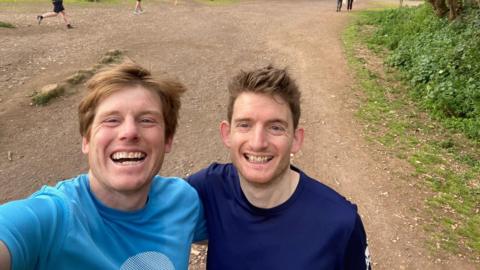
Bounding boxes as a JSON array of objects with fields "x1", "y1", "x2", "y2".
[{"x1": 188, "y1": 163, "x2": 371, "y2": 270}]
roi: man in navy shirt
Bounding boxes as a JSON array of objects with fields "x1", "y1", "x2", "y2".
[{"x1": 188, "y1": 65, "x2": 372, "y2": 269}]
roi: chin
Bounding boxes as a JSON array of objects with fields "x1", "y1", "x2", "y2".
[
  {"x1": 239, "y1": 171, "x2": 273, "y2": 185},
  {"x1": 113, "y1": 177, "x2": 149, "y2": 190}
]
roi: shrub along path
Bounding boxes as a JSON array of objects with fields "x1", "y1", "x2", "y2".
[{"x1": 0, "y1": 0, "x2": 476, "y2": 269}]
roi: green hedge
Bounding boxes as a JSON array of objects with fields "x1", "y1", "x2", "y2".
[{"x1": 362, "y1": 5, "x2": 480, "y2": 140}]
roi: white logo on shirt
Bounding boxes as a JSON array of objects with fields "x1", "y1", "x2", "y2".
[
  {"x1": 120, "y1": 251, "x2": 175, "y2": 270},
  {"x1": 365, "y1": 246, "x2": 371, "y2": 270}
]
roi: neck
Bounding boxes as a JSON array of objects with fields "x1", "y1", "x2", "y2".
[
  {"x1": 88, "y1": 174, "x2": 149, "y2": 212},
  {"x1": 239, "y1": 167, "x2": 300, "y2": 209}
]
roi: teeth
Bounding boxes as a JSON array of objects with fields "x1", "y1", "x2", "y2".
[
  {"x1": 111, "y1": 152, "x2": 146, "y2": 164},
  {"x1": 246, "y1": 154, "x2": 271, "y2": 163},
  {"x1": 112, "y1": 152, "x2": 145, "y2": 160},
  {"x1": 118, "y1": 161, "x2": 140, "y2": 165}
]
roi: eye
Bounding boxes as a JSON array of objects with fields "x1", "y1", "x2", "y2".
[
  {"x1": 139, "y1": 116, "x2": 159, "y2": 126},
  {"x1": 269, "y1": 124, "x2": 286, "y2": 135},
  {"x1": 141, "y1": 118, "x2": 155, "y2": 123},
  {"x1": 235, "y1": 121, "x2": 251, "y2": 132},
  {"x1": 236, "y1": 121, "x2": 250, "y2": 128},
  {"x1": 102, "y1": 117, "x2": 120, "y2": 126}
]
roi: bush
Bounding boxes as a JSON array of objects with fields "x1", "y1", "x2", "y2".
[{"x1": 362, "y1": 6, "x2": 480, "y2": 140}]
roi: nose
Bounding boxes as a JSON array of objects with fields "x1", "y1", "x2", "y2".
[
  {"x1": 119, "y1": 117, "x2": 139, "y2": 141},
  {"x1": 249, "y1": 126, "x2": 268, "y2": 150}
]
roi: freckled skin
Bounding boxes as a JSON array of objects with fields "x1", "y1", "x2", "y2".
[{"x1": 82, "y1": 86, "x2": 173, "y2": 210}]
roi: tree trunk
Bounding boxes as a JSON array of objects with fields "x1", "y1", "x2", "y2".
[
  {"x1": 447, "y1": 0, "x2": 463, "y2": 20},
  {"x1": 434, "y1": 0, "x2": 450, "y2": 17}
]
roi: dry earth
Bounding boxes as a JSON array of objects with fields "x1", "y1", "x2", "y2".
[{"x1": 0, "y1": 0, "x2": 478, "y2": 269}]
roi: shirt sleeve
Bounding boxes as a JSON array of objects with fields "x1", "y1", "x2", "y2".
[
  {"x1": 0, "y1": 194, "x2": 66, "y2": 270},
  {"x1": 344, "y1": 214, "x2": 372, "y2": 270},
  {"x1": 192, "y1": 197, "x2": 208, "y2": 242},
  {"x1": 187, "y1": 168, "x2": 210, "y2": 243},
  {"x1": 186, "y1": 168, "x2": 208, "y2": 196}
]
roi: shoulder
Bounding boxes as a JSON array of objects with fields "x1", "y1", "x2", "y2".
[
  {"x1": 297, "y1": 168, "x2": 358, "y2": 219},
  {"x1": 151, "y1": 175, "x2": 201, "y2": 202},
  {"x1": 187, "y1": 163, "x2": 235, "y2": 187},
  {"x1": 0, "y1": 177, "x2": 84, "y2": 269},
  {"x1": 51, "y1": 174, "x2": 88, "y2": 197},
  {"x1": 5, "y1": 174, "x2": 88, "y2": 214},
  {"x1": 17, "y1": 175, "x2": 90, "y2": 220}
]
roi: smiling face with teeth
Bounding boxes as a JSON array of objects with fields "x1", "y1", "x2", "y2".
[
  {"x1": 82, "y1": 86, "x2": 173, "y2": 210},
  {"x1": 221, "y1": 92, "x2": 304, "y2": 187}
]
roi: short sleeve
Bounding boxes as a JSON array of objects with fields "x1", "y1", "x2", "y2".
[
  {"x1": 344, "y1": 214, "x2": 372, "y2": 270},
  {"x1": 192, "y1": 198, "x2": 208, "y2": 242},
  {"x1": 186, "y1": 168, "x2": 208, "y2": 197},
  {"x1": 0, "y1": 194, "x2": 67, "y2": 270}
]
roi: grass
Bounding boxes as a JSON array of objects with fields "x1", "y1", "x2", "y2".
[
  {"x1": 32, "y1": 49, "x2": 124, "y2": 106},
  {"x1": 343, "y1": 8, "x2": 480, "y2": 262},
  {"x1": 31, "y1": 85, "x2": 65, "y2": 105},
  {"x1": 0, "y1": 21, "x2": 15, "y2": 28}
]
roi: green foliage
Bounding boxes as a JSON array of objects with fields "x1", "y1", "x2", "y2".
[
  {"x1": 0, "y1": 21, "x2": 15, "y2": 28},
  {"x1": 347, "y1": 6, "x2": 480, "y2": 260},
  {"x1": 32, "y1": 50, "x2": 124, "y2": 105},
  {"x1": 66, "y1": 69, "x2": 95, "y2": 85},
  {"x1": 32, "y1": 85, "x2": 65, "y2": 106},
  {"x1": 99, "y1": 49, "x2": 123, "y2": 64},
  {"x1": 360, "y1": 5, "x2": 480, "y2": 140}
]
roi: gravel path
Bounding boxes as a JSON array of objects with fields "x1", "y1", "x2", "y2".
[{"x1": 0, "y1": 0, "x2": 477, "y2": 269}]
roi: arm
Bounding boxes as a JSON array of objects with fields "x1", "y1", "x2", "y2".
[
  {"x1": 187, "y1": 166, "x2": 213, "y2": 244},
  {"x1": 0, "y1": 194, "x2": 65, "y2": 270},
  {"x1": 0, "y1": 241, "x2": 11, "y2": 270},
  {"x1": 191, "y1": 178, "x2": 208, "y2": 243},
  {"x1": 344, "y1": 214, "x2": 372, "y2": 270}
]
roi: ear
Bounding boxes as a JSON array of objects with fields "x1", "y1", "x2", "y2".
[
  {"x1": 291, "y1": 127, "x2": 304, "y2": 154},
  {"x1": 219, "y1": 120, "x2": 232, "y2": 148},
  {"x1": 164, "y1": 136, "x2": 174, "y2": 154},
  {"x1": 81, "y1": 136, "x2": 90, "y2": 154}
]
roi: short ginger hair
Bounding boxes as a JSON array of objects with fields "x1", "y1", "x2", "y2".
[{"x1": 78, "y1": 62, "x2": 186, "y2": 140}]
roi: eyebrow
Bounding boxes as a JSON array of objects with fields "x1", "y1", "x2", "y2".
[
  {"x1": 96, "y1": 110, "x2": 163, "y2": 118},
  {"x1": 233, "y1": 117, "x2": 289, "y2": 127}
]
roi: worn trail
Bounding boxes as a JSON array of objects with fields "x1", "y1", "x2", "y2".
[{"x1": 0, "y1": 0, "x2": 476, "y2": 269}]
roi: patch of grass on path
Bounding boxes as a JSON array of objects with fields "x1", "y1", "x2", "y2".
[
  {"x1": 32, "y1": 49, "x2": 125, "y2": 106},
  {"x1": 343, "y1": 9, "x2": 480, "y2": 263},
  {"x1": 0, "y1": 21, "x2": 15, "y2": 28}
]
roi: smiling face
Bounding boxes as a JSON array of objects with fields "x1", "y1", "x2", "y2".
[
  {"x1": 221, "y1": 92, "x2": 304, "y2": 186},
  {"x1": 82, "y1": 86, "x2": 172, "y2": 205}
]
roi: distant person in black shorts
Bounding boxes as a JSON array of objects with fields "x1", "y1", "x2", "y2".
[
  {"x1": 336, "y1": 0, "x2": 342, "y2": 12},
  {"x1": 336, "y1": 0, "x2": 353, "y2": 12},
  {"x1": 347, "y1": 0, "x2": 354, "y2": 11},
  {"x1": 37, "y1": 0, "x2": 73, "y2": 29}
]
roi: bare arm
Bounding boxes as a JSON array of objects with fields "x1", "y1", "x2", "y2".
[{"x1": 0, "y1": 241, "x2": 11, "y2": 270}]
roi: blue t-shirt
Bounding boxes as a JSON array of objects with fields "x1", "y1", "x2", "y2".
[
  {"x1": 188, "y1": 163, "x2": 371, "y2": 270},
  {"x1": 0, "y1": 174, "x2": 207, "y2": 270}
]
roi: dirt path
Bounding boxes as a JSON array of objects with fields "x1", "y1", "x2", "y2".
[{"x1": 0, "y1": 0, "x2": 477, "y2": 269}]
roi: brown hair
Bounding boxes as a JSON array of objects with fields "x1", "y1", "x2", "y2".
[
  {"x1": 78, "y1": 62, "x2": 186, "y2": 140},
  {"x1": 227, "y1": 65, "x2": 301, "y2": 129}
]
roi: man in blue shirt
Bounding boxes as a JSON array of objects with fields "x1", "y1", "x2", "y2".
[
  {"x1": 0, "y1": 63, "x2": 206, "y2": 270},
  {"x1": 188, "y1": 65, "x2": 372, "y2": 269}
]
